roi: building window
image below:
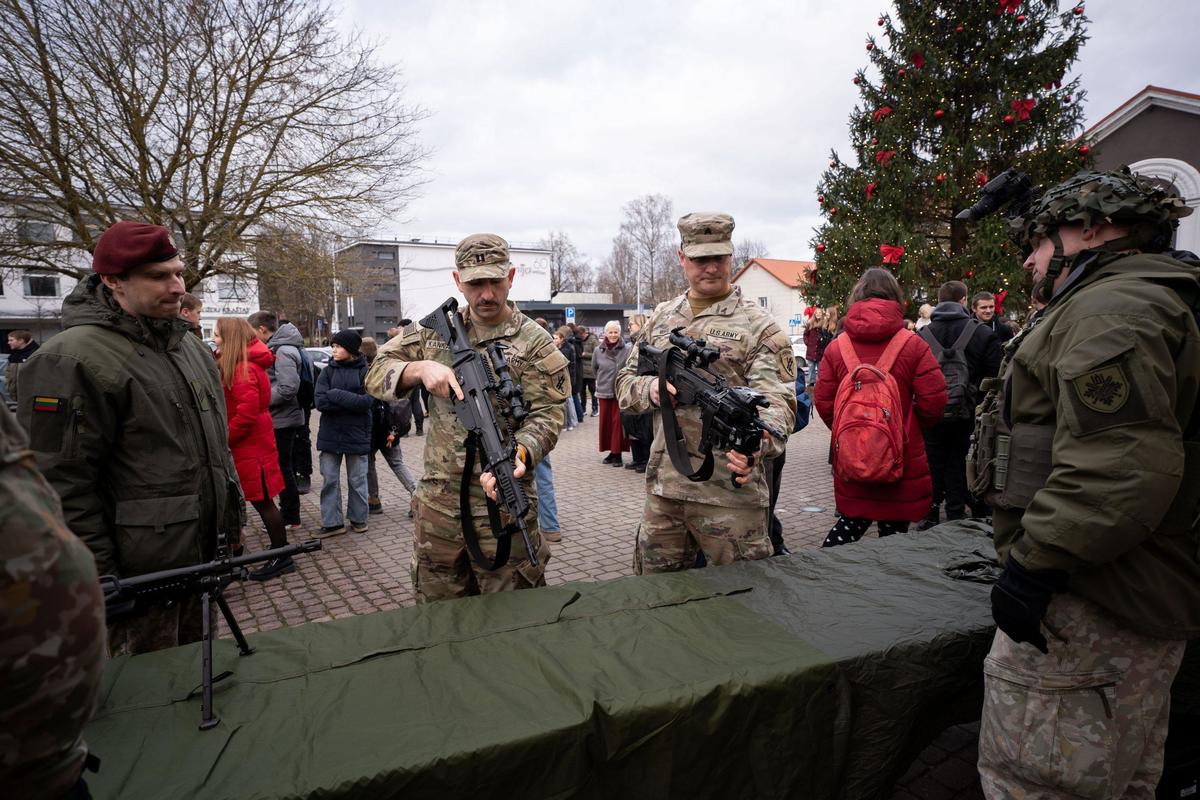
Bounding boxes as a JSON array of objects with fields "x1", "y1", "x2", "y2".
[
  {"x1": 376, "y1": 250, "x2": 395, "y2": 260},
  {"x1": 23, "y1": 273, "x2": 60, "y2": 297},
  {"x1": 758, "y1": 296, "x2": 769, "y2": 308},
  {"x1": 217, "y1": 275, "x2": 250, "y2": 301},
  {"x1": 16, "y1": 220, "x2": 55, "y2": 243}
]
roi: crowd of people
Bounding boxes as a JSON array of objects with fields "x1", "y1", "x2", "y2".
[{"x1": 4, "y1": 167, "x2": 1200, "y2": 800}]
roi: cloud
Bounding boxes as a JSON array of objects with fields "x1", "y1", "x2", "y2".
[{"x1": 340, "y1": 0, "x2": 1200, "y2": 267}]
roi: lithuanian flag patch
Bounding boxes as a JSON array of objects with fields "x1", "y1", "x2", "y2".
[{"x1": 32, "y1": 396, "x2": 61, "y2": 413}]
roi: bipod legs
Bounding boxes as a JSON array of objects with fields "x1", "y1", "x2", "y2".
[{"x1": 198, "y1": 588, "x2": 256, "y2": 730}]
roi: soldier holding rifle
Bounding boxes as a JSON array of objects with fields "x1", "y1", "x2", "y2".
[
  {"x1": 366, "y1": 234, "x2": 569, "y2": 603},
  {"x1": 615, "y1": 213, "x2": 796, "y2": 573}
]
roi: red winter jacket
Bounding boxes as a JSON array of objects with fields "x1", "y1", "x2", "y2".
[
  {"x1": 222, "y1": 339, "x2": 286, "y2": 502},
  {"x1": 815, "y1": 298, "x2": 947, "y2": 521}
]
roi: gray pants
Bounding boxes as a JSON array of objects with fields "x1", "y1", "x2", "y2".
[{"x1": 367, "y1": 443, "x2": 417, "y2": 498}]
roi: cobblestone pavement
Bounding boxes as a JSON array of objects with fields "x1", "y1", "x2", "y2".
[{"x1": 223, "y1": 412, "x2": 983, "y2": 798}]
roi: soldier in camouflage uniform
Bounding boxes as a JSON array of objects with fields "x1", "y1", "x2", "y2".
[
  {"x1": 615, "y1": 213, "x2": 796, "y2": 573},
  {"x1": 0, "y1": 403, "x2": 106, "y2": 799},
  {"x1": 365, "y1": 234, "x2": 569, "y2": 603},
  {"x1": 968, "y1": 169, "x2": 1200, "y2": 798}
]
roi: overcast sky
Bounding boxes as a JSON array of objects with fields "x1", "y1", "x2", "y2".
[{"x1": 338, "y1": 0, "x2": 1200, "y2": 268}]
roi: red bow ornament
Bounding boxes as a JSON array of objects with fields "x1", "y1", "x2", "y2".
[
  {"x1": 1010, "y1": 98, "x2": 1037, "y2": 121},
  {"x1": 804, "y1": 306, "x2": 817, "y2": 319},
  {"x1": 872, "y1": 106, "x2": 894, "y2": 124},
  {"x1": 998, "y1": 0, "x2": 1021, "y2": 13},
  {"x1": 875, "y1": 150, "x2": 898, "y2": 167},
  {"x1": 879, "y1": 244, "x2": 905, "y2": 264},
  {"x1": 995, "y1": 289, "x2": 1008, "y2": 316},
  {"x1": 865, "y1": 182, "x2": 877, "y2": 199}
]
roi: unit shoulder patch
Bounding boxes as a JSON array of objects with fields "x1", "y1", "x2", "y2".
[{"x1": 1071, "y1": 365, "x2": 1129, "y2": 413}]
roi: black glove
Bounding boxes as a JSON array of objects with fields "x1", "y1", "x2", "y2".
[{"x1": 990, "y1": 558, "x2": 1068, "y2": 654}]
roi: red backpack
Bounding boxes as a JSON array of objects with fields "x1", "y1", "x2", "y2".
[{"x1": 830, "y1": 330, "x2": 911, "y2": 484}]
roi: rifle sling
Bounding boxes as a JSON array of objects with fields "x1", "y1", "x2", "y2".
[
  {"x1": 459, "y1": 433, "x2": 514, "y2": 571},
  {"x1": 657, "y1": 354, "x2": 715, "y2": 483}
]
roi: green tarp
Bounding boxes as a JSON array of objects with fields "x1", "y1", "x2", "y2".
[{"x1": 82, "y1": 525, "x2": 1004, "y2": 799}]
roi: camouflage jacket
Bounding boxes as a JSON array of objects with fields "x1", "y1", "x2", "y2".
[
  {"x1": 16, "y1": 276, "x2": 242, "y2": 579},
  {"x1": 615, "y1": 286, "x2": 797, "y2": 508},
  {"x1": 0, "y1": 404, "x2": 105, "y2": 799},
  {"x1": 986, "y1": 251, "x2": 1200, "y2": 639},
  {"x1": 365, "y1": 303, "x2": 568, "y2": 514}
]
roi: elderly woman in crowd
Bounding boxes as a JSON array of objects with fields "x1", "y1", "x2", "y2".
[
  {"x1": 594, "y1": 320, "x2": 631, "y2": 467},
  {"x1": 620, "y1": 314, "x2": 652, "y2": 472}
]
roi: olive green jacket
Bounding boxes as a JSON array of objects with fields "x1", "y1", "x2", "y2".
[
  {"x1": 16, "y1": 276, "x2": 242, "y2": 578},
  {"x1": 993, "y1": 252, "x2": 1200, "y2": 639}
]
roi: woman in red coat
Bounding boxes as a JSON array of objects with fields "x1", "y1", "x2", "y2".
[
  {"x1": 214, "y1": 317, "x2": 293, "y2": 581},
  {"x1": 815, "y1": 268, "x2": 947, "y2": 546}
]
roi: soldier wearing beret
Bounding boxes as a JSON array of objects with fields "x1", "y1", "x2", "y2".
[
  {"x1": 365, "y1": 234, "x2": 569, "y2": 603},
  {"x1": 615, "y1": 213, "x2": 796, "y2": 573},
  {"x1": 17, "y1": 220, "x2": 243, "y2": 655},
  {"x1": 968, "y1": 169, "x2": 1200, "y2": 797}
]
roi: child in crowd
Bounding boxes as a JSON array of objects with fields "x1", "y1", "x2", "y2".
[{"x1": 315, "y1": 330, "x2": 374, "y2": 535}]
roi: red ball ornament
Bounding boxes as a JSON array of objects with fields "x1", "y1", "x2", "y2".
[
  {"x1": 1003, "y1": 114, "x2": 1015, "y2": 124},
  {"x1": 1077, "y1": 145, "x2": 1090, "y2": 155},
  {"x1": 955, "y1": 24, "x2": 964, "y2": 32},
  {"x1": 853, "y1": 76, "x2": 861, "y2": 85},
  {"x1": 1063, "y1": 94, "x2": 1071, "y2": 102},
  {"x1": 935, "y1": 174, "x2": 946, "y2": 184},
  {"x1": 966, "y1": 271, "x2": 975, "y2": 279},
  {"x1": 1016, "y1": 14, "x2": 1025, "y2": 23},
  {"x1": 1073, "y1": 5, "x2": 1084, "y2": 14},
  {"x1": 934, "y1": 109, "x2": 945, "y2": 119},
  {"x1": 816, "y1": 243, "x2": 826, "y2": 253},
  {"x1": 871, "y1": 137, "x2": 879, "y2": 145},
  {"x1": 830, "y1": 207, "x2": 838, "y2": 216},
  {"x1": 817, "y1": 194, "x2": 825, "y2": 204},
  {"x1": 877, "y1": 17, "x2": 884, "y2": 26},
  {"x1": 866, "y1": 42, "x2": 874, "y2": 51},
  {"x1": 897, "y1": 68, "x2": 906, "y2": 77}
]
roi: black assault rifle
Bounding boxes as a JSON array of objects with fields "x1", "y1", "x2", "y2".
[
  {"x1": 638, "y1": 328, "x2": 784, "y2": 488},
  {"x1": 420, "y1": 297, "x2": 537, "y2": 571},
  {"x1": 100, "y1": 537, "x2": 322, "y2": 730}
]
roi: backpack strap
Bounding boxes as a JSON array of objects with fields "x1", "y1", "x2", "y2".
[
  {"x1": 875, "y1": 329, "x2": 912, "y2": 374},
  {"x1": 950, "y1": 318, "x2": 980, "y2": 352},
  {"x1": 918, "y1": 326, "x2": 943, "y2": 358},
  {"x1": 839, "y1": 335, "x2": 861, "y2": 370}
]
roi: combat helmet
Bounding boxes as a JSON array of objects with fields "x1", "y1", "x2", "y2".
[{"x1": 1013, "y1": 166, "x2": 1193, "y2": 291}]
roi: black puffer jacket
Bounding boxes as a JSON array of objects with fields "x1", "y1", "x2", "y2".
[{"x1": 315, "y1": 355, "x2": 373, "y2": 454}]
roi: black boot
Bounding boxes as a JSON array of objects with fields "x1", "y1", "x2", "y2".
[
  {"x1": 248, "y1": 556, "x2": 295, "y2": 582},
  {"x1": 916, "y1": 506, "x2": 940, "y2": 531},
  {"x1": 295, "y1": 474, "x2": 311, "y2": 495}
]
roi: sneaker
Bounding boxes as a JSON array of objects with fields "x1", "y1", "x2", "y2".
[
  {"x1": 635, "y1": 464, "x2": 647, "y2": 474},
  {"x1": 295, "y1": 475, "x2": 311, "y2": 495},
  {"x1": 415, "y1": 426, "x2": 424, "y2": 436},
  {"x1": 317, "y1": 524, "x2": 345, "y2": 538},
  {"x1": 368, "y1": 498, "x2": 383, "y2": 515},
  {"x1": 602, "y1": 453, "x2": 621, "y2": 465},
  {"x1": 350, "y1": 521, "x2": 369, "y2": 534},
  {"x1": 543, "y1": 529, "x2": 562, "y2": 542},
  {"x1": 248, "y1": 556, "x2": 295, "y2": 582},
  {"x1": 285, "y1": 522, "x2": 303, "y2": 532},
  {"x1": 590, "y1": 410, "x2": 599, "y2": 417},
  {"x1": 624, "y1": 462, "x2": 639, "y2": 470},
  {"x1": 610, "y1": 458, "x2": 624, "y2": 467}
]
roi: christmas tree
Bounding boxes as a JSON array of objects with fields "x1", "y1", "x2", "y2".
[{"x1": 808, "y1": 0, "x2": 1092, "y2": 314}]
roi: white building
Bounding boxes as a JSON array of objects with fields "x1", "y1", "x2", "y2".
[
  {"x1": 337, "y1": 237, "x2": 553, "y2": 341},
  {"x1": 193, "y1": 275, "x2": 261, "y2": 340},
  {"x1": 731, "y1": 258, "x2": 814, "y2": 337}
]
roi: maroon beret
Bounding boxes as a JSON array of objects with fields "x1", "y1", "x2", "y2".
[{"x1": 92, "y1": 221, "x2": 179, "y2": 275}]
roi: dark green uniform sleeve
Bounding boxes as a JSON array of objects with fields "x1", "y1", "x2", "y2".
[
  {"x1": 1014, "y1": 313, "x2": 1186, "y2": 572},
  {"x1": 16, "y1": 352, "x2": 121, "y2": 576}
]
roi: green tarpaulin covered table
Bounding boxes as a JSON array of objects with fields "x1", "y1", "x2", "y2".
[{"x1": 83, "y1": 525, "x2": 1005, "y2": 799}]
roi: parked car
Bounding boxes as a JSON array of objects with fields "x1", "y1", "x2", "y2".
[{"x1": 306, "y1": 347, "x2": 332, "y2": 377}]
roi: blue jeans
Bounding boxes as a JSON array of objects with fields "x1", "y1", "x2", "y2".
[
  {"x1": 319, "y1": 451, "x2": 369, "y2": 527},
  {"x1": 806, "y1": 358, "x2": 820, "y2": 385},
  {"x1": 535, "y1": 455, "x2": 559, "y2": 533}
]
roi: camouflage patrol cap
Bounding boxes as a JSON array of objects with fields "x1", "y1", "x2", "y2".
[
  {"x1": 1013, "y1": 166, "x2": 1193, "y2": 249},
  {"x1": 678, "y1": 212, "x2": 735, "y2": 258},
  {"x1": 454, "y1": 233, "x2": 512, "y2": 282}
]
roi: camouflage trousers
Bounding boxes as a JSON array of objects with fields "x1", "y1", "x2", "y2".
[
  {"x1": 410, "y1": 496, "x2": 550, "y2": 604},
  {"x1": 978, "y1": 592, "x2": 1186, "y2": 799},
  {"x1": 634, "y1": 494, "x2": 771, "y2": 574},
  {"x1": 108, "y1": 593, "x2": 214, "y2": 656}
]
